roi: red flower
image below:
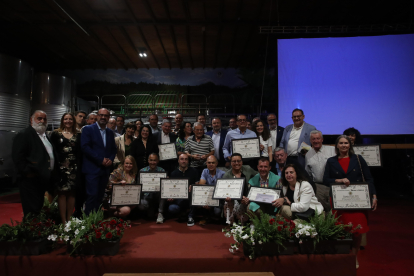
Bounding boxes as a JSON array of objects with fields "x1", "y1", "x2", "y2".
[
  {"x1": 284, "y1": 218, "x2": 290, "y2": 223},
  {"x1": 116, "y1": 230, "x2": 121, "y2": 236},
  {"x1": 110, "y1": 220, "x2": 117, "y2": 225},
  {"x1": 106, "y1": 232, "x2": 113, "y2": 239},
  {"x1": 269, "y1": 218, "x2": 275, "y2": 225},
  {"x1": 45, "y1": 221, "x2": 52, "y2": 227},
  {"x1": 277, "y1": 226, "x2": 282, "y2": 231},
  {"x1": 117, "y1": 223, "x2": 123, "y2": 228},
  {"x1": 120, "y1": 219, "x2": 123, "y2": 222},
  {"x1": 277, "y1": 221, "x2": 284, "y2": 225},
  {"x1": 96, "y1": 231, "x2": 102, "y2": 239}
]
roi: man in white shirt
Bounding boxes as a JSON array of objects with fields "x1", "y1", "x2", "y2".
[
  {"x1": 154, "y1": 119, "x2": 177, "y2": 175},
  {"x1": 12, "y1": 110, "x2": 57, "y2": 217},
  {"x1": 305, "y1": 130, "x2": 336, "y2": 211},
  {"x1": 205, "y1": 117, "x2": 227, "y2": 166},
  {"x1": 279, "y1": 108, "x2": 316, "y2": 168}
]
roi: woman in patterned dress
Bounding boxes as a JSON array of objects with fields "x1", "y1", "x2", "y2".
[
  {"x1": 175, "y1": 122, "x2": 193, "y2": 156},
  {"x1": 108, "y1": 155, "x2": 138, "y2": 218},
  {"x1": 50, "y1": 113, "x2": 80, "y2": 224}
]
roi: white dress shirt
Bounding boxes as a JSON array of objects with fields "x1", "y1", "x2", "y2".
[
  {"x1": 287, "y1": 124, "x2": 303, "y2": 156},
  {"x1": 305, "y1": 145, "x2": 336, "y2": 183},
  {"x1": 161, "y1": 132, "x2": 170, "y2": 144},
  {"x1": 37, "y1": 131, "x2": 55, "y2": 170},
  {"x1": 212, "y1": 130, "x2": 221, "y2": 160},
  {"x1": 269, "y1": 128, "x2": 277, "y2": 150}
]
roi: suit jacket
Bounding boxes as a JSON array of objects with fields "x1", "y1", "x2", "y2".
[
  {"x1": 323, "y1": 154, "x2": 376, "y2": 195},
  {"x1": 114, "y1": 134, "x2": 135, "y2": 165},
  {"x1": 12, "y1": 126, "x2": 58, "y2": 185},
  {"x1": 130, "y1": 138, "x2": 159, "y2": 170},
  {"x1": 282, "y1": 181, "x2": 324, "y2": 214},
  {"x1": 206, "y1": 128, "x2": 227, "y2": 165},
  {"x1": 154, "y1": 131, "x2": 177, "y2": 146},
  {"x1": 81, "y1": 123, "x2": 117, "y2": 175},
  {"x1": 271, "y1": 126, "x2": 285, "y2": 148},
  {"x1": 279, "y1": 122, "x2": 316, "y2": 153}
]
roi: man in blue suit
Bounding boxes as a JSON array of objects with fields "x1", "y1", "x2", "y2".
[
  {"x1": 279, "y1": 108, "x2": 316, "y2": 168},
  {"x1": 81, "y1": 108, "x2": 117, "y2": 214},
  {"x1": 206, "y1": 117, "x2": 227, "y2": 167}
]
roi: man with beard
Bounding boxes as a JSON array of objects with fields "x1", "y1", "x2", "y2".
[
  {"x1": 81, "y1": 108, "x2": 117, "y2": 214},
  {"x1": 12, "y1": 110, "x2": 57, "y2": 217}
]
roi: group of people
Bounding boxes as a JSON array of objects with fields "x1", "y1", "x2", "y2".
[{"x1": 12, "y1": 108, "x2": 377, "y2": 269}]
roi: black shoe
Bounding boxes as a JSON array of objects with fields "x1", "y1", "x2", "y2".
[{"x1": 187, "y1": 217, "x2": 195, "y2": 227}]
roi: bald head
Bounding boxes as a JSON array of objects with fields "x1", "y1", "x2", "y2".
[{"x1": 206, "y1": 155, "x2": 218, "y2": 171}]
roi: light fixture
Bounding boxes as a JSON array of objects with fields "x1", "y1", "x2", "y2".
[
  {"x1": 138, "y1": 47, "x2": 148, "y2": 58},
  {"x1": 139, "y1": 52, "x2": 147, "y2": 58}
]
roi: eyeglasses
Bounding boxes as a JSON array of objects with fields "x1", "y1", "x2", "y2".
[
  {"x1": 231, "y1": 160, "x2": 242, "y2": 163},
  {"x1": 292, "y1": 116, "x2": 303, "y2": 119},
  {"x1": 98, "y1": 114, "x2": 110, "y2": 117}
]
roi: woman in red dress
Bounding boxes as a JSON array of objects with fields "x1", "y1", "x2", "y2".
[{"x1": 323, "y1": 135, "x2": 378, "y2": 269}]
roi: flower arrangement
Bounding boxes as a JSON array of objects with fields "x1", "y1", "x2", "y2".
[
  {"x1": 294, "y1": 222, "x2": 318, "y2": 243},
  {"x1": 223, "y1": 211, "x2": 295, "y2": 259},
  {"x1": 0, "y1": 197, "x2": 58, "y2": 243},
  {"x1": 48, "y1": 207, "x2": 130, "y2": 255}
]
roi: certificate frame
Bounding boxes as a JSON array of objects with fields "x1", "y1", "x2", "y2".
[
  {"x1": 232, "y1": 137, "x2": 261, "y2": 159},
  {"x1": 110, "y1": 184, "x2": 142, "y2": 206},
  {"x1": 190, "y1": 185, "x2": 220, "y2": 207},
  {"x1": 330, "y1": 183, "x2": 372, "y2": 210},
  {"x1": 139, "y1": 171, "x2": 167, "y2": 192},
  {"x1": 353, "y1": 144, "x2": 382, "y2": 167},
  {"x1": 160, "y1": 178, "x2": 189, "y2": 199},
  {"x1": 247, "y1": 187, "x2": 282, "y2": 204},
  {"x1": 158, "y1": 142, "x2": 178, "y2": 161},
  {"x1": 212, "y1": 178, "x2": 245, "y2": 200}
]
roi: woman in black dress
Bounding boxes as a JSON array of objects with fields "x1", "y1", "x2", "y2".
[
  {"x1": 50, "y1": 113, "x2": 80, "y2": 224},
  {"x1": 130, "y1": 125, "x2": 159, "y2": 170}
]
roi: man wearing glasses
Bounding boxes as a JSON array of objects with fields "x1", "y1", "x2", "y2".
[
  {"x1": 81, "y1": 108, "x2": 117, "y2": 214},
  {"x1": 279, "y1": 108, "x2": 316, "y2": 168},
  {"x1": 222, "y1": 114, "x2": 257, "y2": 168}
]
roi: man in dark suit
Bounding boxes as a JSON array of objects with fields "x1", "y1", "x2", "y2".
[
  {"x1": 153, "y1": 119, "x2": 177, "y2": 175},
  {"x1": 197, "y1": 114, "x2": 212, "y2": 133},
  {"x1": 206, "y1": 117, "x2": 227, "y2": 167},
  {"x1": 81, "y1": 108, "x2": 117, "y2": 214},
  {"x1": 267, "y1": 113, "x2": 285, "y2": 175},
  {"x1": 12, "y1": 110, "x2": 57, "y2": 217}
]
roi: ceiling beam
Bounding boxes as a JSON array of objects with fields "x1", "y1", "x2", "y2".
[
  {"x1": 183, "y1": 0, "x2": 194, "y2": 69},
  {"x1": 213, "y1": 0, "x2": 225, "y2": 69},
  {"x1": 162, "y1": 0, "x2": 183, "y2": 69},
  {"x1": 225, "y1": 0, "x2": 244, "y2": 69}
]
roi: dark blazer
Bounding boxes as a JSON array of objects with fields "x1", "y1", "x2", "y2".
[
  {"x1": 206, "y1": 128, "x2": 227, "y2": 165},
  {"x1": 323, "y1": 154, "x2": 376, "y2": 195},
  {"x1": 130, "y1": 138, "x2": 159, "y2": 170},
  {"x1": 154, "y1": 131, "x2": 177, "y2": 145},
  {"x1": 12, "y1": 126, "x2": 58, "y2": 185},
  {"x1": 273, "y1": 126, "x2": 285, "y2": 148},
  {"x1": 81, "y1": 123, "x2": 117, "y2": 175}
]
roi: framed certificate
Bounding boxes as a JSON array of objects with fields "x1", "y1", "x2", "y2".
[
  {"x1": 247, "y1": 187, "x2": 281, "y2": 204},
  {"x1": 353, "y1": 144, "x2": 382, "y2": 167},
  {"x1": 111, "y1": 184, "x2": 142, "y2": 206},
  {"x1": 139, "y1": 172, "x2": 167, "y2": 192},
  {"x1": 212, "y1": 178, "x2": 245, "y2": 200},
  {"x1": 159, "y1": 143, "x2": 178, "y2": 161},
  {"x1": 160, "y1": 178, "x2": 189, "y2": 199},
  {"x1": 191, "y1": 185, "x2": 220, "y2": 207},
  {"x1": 331, "y1": 183, "x2": 372, "y2": 210},
  {"x1": 232, "y1": 138, "x2": 260, "y2": 159}
]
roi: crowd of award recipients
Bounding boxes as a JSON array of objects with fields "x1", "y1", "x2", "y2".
[{"x1": 12, "y1": 107, "x2": 377, "y2": 267}]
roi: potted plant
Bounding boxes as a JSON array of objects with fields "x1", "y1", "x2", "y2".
[
  {"x1": 223, "y1": 211, "x2": 296, "y2": 259},
  {"x1": 49, "y1": 207, "x2": 130, "y2": 256},
  {"x1": 295, "y1": 210, "x2": 360, "y2": 254},
  {"x1": 0, "y1": 197, "x2": 59, "y2": 255}
]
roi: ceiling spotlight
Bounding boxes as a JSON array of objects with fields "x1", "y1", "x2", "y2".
[
  {"x1": 139, "y1": 53, "x2": 143, "y2": 57},
  {"x1": 139, "y1": 52, "x2": 147, "y2": 58}
]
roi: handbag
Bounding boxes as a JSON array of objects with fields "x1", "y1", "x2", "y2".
[
  {"x1": 293, "y1": 208, "x2": 315, "y2": 222},
  {"x1": 356, "y1": 154, "x2": 366, "y2": 182}
]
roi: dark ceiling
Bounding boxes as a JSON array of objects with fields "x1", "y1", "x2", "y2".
[{"x1": 0, "y1": 0, "x2": 413, "y2": 70}]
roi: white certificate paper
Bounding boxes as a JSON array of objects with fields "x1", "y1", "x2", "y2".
[
  {"x1": 159, "y1": 143, "x2": 178, "y2": 161},
  {"x1": 232, "y1": 138, "x2": 260, "y2": 159},
  {"x1": 140, "y1": 172, "x2": 167, "y2": 192},
  {"x1": 353, "y1": 145, "x2": 382, "y2": 167},
  {"x1": 160, "y1": 178, "x2": 189, "y2": 199},
  {"x1": 247, "y1": 187, "x2": 281, "y2": 204},
  {"x1": 213, "y1": 178, "x2": 244, "y2": 200},
  {"x1": 111, "y1": 184, "x2": 142, "y2": 206},
  {"x1": 191, "y1": 185, "x2": 220, "y2": 207},
  {"x1": 331, "y1": 184, "x2": 371, "y2": 210}
]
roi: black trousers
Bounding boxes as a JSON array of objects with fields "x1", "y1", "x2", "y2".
[{"x1": 18, "y1": 176, "x2": 46, "y2": 218}]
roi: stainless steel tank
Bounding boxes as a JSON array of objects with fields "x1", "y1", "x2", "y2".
[
  {"x1": 0, "y1": 53, "x2": 32, "y2": 178},
  {"x1": 32, "y1": 72, "x2": 74, "y2": 128}
]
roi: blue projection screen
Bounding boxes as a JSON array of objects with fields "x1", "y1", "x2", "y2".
[{"x1": 278, "y1": 34, "x2": 414, "y2": 135}]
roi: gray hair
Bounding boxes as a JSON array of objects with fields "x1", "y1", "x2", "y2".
[
  {"x1": 86, "y1": 112, "x2": 97, "y2": 120},
  {"x1": 310, "y1": 130, "x2": 323, "y2": 139},
  {"x1": 161, "y1": 119, "x2": 172, "y2": 126},
  {"x1": 108, "y1": 117, "x2": 116, "y2": 123},
  {"x1": 193, "y1": 122, "x2": 203, "y2": 130},
  {"x1": 98, "y1": 108, "x2": 110, "y2": 114},
  {"x1": 31, "y1": 110, "x2": 46, "y2": 119},
  {"x1": 274, "y1": 147, "x2": 285, "y2": 153}
]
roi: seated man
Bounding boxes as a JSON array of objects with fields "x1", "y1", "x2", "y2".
[
  {"x1": 190, "y1": 156, "x2": 225, "y2": 225},
  {"x1": 247, "y1": 157, "x2": 281, "y2": 216},
  {"x1": 169, "y1": 154, "x2": 200, "y2": 226},
  {"x1": 137, "y1": 153, "x2": 166, "y2": 223}
]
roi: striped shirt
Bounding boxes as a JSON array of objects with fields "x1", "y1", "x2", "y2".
[{"x1": 185, "y1": 134, "x2": 215, "y2": 168}]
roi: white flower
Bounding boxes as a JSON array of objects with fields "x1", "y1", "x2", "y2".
[
  {"x1": 241, "y1": 234, "x2": 249, "y2": 240},
  {"x1": 249, "y1": 255, "x2": 253, "y2": 259},
  {"x1": 74, "y1": 229, "x2": 79, "y2": 235},
  {"x1": 250, "y1": 224, "x2": 255, "y2": 230},
  {"x1": 252, "y1": 242, "x2": 255, "y2": 245},
  {"x1": 258, "y1": 241, "x2": 263, "y2": 244},
  {"x1": 233, "y1": 236, "x2": 238, "y2": 242},
  {"x1": 64, "y1": 236, "x2": 70, "y2": 242},
  {"x1": 229, "y1": 248, "x2": 234, "y2": 254},
  {"x1": 224, "y1": 232, "x2": 231, "y2": 238},
  {"x1": 81, "y1": 226, "x2": 85, "y2": 230},
  {"x1": 222, "y1": 229, "x2": 226, "y2": 232},
  {"x1": 47, "y1": 234, "x2": 57, "y2": 241},
  {"x1": 250, "y1": 237, "x2": 254, "y2": 242}
]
